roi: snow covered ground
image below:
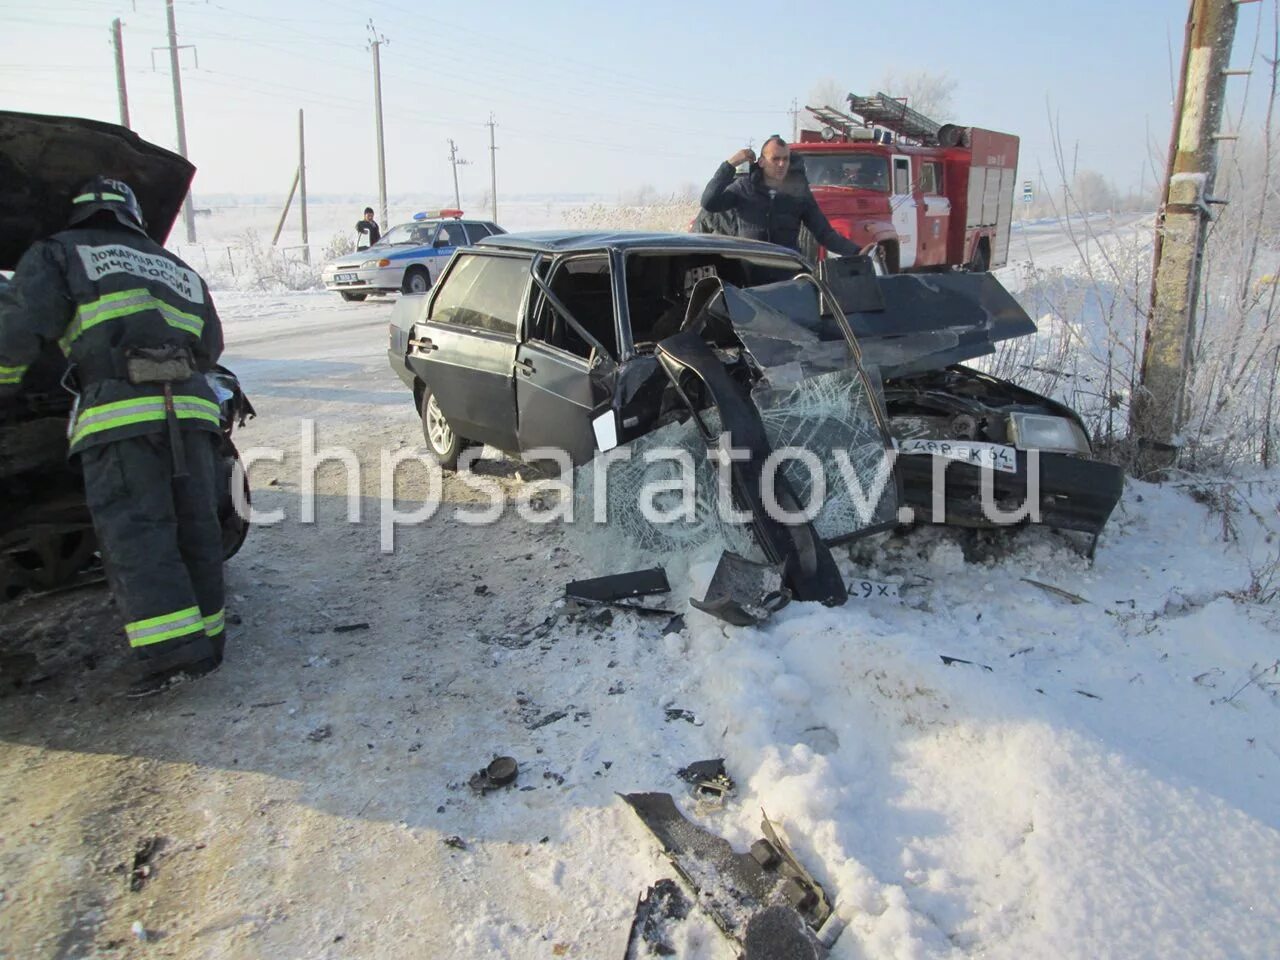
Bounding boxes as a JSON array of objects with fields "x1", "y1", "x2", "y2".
[{"x1": 1, "y1": 215, "x2": 1278, "y2": 958}]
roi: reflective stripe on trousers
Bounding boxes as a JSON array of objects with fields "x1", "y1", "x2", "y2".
[
  {"x1": 126, "y1": 605, "x2": 205, "y2": 647},
  {"x1": 69, "y1": 395, "x2": 220, "y2": 448},
  {"x1": 0, "y1": 362, "x2": 28, "y2": 385},
  {"x1": 59, "y1": 287, "x2": 204, "y2": 352},
  {"x1": 203, "y1": 608, "x2": 225, "y2": 637}
]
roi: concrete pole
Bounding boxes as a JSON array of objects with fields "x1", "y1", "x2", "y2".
[
  {"x1": 371, "y1": 36, "x2": 388, "y2": 230},
  {"x1": 111, "y1": 19, "x2": 130, "y2": 129},
  {"x1": 449, "y1": 139, "x2": 462, "y2": 210},
  {"x1": 165, "y1": 0, "x2": 196, "y2": 243},
  {"x1": 1131, "y1": 0, "x2": 1241, "y2": 471},
  {"x1": 488, "y1": 113, "x2": 498, "y2": 222},
  {"x1": 298, "y1": 109, "x2": 309, "y2": 264}
]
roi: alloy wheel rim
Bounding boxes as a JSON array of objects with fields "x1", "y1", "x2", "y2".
[{"x1": 426, "y1": 396, "x2": 453, "y2": 452}]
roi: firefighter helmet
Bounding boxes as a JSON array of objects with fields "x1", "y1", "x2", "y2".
[{"x1": 68, "y1": 177, "x2": 147, "y2": 234}]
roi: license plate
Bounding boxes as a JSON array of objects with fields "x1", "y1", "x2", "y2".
[
  {"x1": 898, "y1": 438, "x2": 1018, "y2": 473},
  {"x1": 334, "y1": 272, "x2": 359, "y2": 282}
]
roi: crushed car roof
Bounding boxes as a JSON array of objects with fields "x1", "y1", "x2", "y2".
[
  {"x1": 0, "y1": 111, "x2": 195, "y2": 270},
  {"x1": 476, "y1": 230, "x2": 800, "y2": 256}
]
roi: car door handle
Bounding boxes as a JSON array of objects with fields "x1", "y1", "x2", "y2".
[
  {"x1": 409, "y1": 337, "x2": 437, "y2": 352},
  {"x1": 515, "y1": 358, "x2": 535, "y2": 376}
]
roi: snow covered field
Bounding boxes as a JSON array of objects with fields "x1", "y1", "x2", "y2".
[{"x1": 1, "y1": 214, "x2": 1278, "y2": 958}]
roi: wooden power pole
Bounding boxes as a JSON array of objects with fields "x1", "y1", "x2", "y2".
[{"x1": 1131, "y1": 0, "x2": 1251, "y2": 472}]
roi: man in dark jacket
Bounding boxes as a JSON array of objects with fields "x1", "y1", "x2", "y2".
[
  {"x1": 0, "y1": 177, "x2": 229, "y2": 696},
  {"x1": 700, "y1": 136, "x2": 863, "y2": 258},
  {"x1": 355, "y1": 207, "x2": 381, "y2": 249}
]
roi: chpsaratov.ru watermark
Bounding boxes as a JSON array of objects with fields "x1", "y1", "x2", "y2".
[{"x1": 231, "y1": 420, "x2": 1042, "y2": 551}]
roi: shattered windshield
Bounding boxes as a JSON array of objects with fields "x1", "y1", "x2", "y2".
[{"x1": 573, "y1": 272, "x2": 897, "y2": 567}]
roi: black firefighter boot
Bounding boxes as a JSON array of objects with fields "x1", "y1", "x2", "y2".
[{"x1": 126, "y1": 632, "x2": 223, "y2": 699}]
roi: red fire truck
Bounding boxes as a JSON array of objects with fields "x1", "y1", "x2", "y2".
[{"x1": 792, "y1": 93, "x2": 1019, "y2": 273}]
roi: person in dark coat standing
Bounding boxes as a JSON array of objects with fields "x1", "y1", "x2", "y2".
[
  {"x1": 0, "y1": 177, "x2": 229, "y2": 697},
  {"x1": 355, "y1": 207, "x2": 381, "y2": 249},
  {"x1": 699, "y1": 135, "x2": 863, "y2": 258}
]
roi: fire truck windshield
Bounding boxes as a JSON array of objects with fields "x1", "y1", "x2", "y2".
[{"x1": 803, "y1": 154, "x2": 890, "y2": 193}]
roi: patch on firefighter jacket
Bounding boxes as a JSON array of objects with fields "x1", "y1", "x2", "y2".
[{"x1": 76, "y1": 244, "x2": 205, "y2": 304}]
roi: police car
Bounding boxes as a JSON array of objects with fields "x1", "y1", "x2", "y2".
[{"x1": 321, "y1": 210, "x2": 504, "y2": 301}]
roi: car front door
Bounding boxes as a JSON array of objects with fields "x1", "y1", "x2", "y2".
[
  {"x1": 406, "y1": 251, "x2": 530, "y2": 451},
  {"x1": 890, "y1": 154, "x2": 918, "y2": 270},
  {"x1": 426, "y1": 220, "x2": 468, "y2": 282},
  {"x1": 514, "y1": 253, "x2": 620, "y2": 465}
]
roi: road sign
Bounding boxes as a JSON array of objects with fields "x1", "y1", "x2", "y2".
[{"x1": 1022, "y1": 179, "x2": 1034, "y2": 204}]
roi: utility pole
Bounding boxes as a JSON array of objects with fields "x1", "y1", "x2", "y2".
[
  {"x1": 447, "y1": 138, "x2": 469, "y2": 211},
  {"x1": 111, "y1": 19, "x2": 130, "y2": 129},
  {"x1": 368, "y1": 21, "x2": 389, "y2": 231},
  {"x1": 163, "y1": 0, "x2": 196, "y2": 243},
  {"x1": 1130, "y1": 0, "x2": 1248, "y2": 472},
  {"x1": 298, "y1": 109, "x2": 309, "y2": 263},
  {"x1": 790, "y1": 98, "x2": 800, "y2": 141},
  {"x1": 487, "y1": 113, "x2": 498, "y2": 222}
]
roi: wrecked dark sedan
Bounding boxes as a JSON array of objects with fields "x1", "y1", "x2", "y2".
[{"x1": 387, "y1": 231, "x2": 1122, "y2": 604}]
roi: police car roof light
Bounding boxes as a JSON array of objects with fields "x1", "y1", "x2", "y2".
[{"x1": 413, "y1": 208, "x2": 464, "y2": 221}]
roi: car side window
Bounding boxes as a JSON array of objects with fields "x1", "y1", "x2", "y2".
[
  {"x1": 428, "y1": 253, "x2": 528, "y2": 337},
  {"x1": 438, "y1": 222, "x2": 467, "y2": 246},
  {"x1": 532, "y1": 255, "x2": 618, "y2": 361},
  {"x1": 464, "y1": 223, "x2": 491, "y2": 243},
  {"x1": 893, "y1": 157, "x2": 911, "y2": 195},
  {"x1": 920, "y1": 161, "x2": 942, "y2": 195}
]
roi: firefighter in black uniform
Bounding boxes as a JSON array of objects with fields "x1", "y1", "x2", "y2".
[{"x1": 0, "y1": 177, "x2": 229, "y2": 696}]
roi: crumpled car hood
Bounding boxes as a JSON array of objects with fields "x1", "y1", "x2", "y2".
[
  {"x1": 0, "y1": 111, "x2": 195, "y2": 270},
  {"x1": 751, "y1": 268, "x2": 1038, "y2": 379}
]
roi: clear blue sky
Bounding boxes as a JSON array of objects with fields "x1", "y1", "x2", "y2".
[{"x1": 0, "y1": 0, "x2": 1268, "y2": 205}]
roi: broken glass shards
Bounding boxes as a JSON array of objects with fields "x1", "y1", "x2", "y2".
[
  {"x1": 570, "y1": 415, "x2": 757, "y2": 571},
  {"x1": 753, "y1": 368, "x2": 898, "y2": 541}
]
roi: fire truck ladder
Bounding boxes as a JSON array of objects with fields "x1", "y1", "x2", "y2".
[
  {"x1": 804, "y1": 105, "x2": 868, "y2": 140},
  {"x1": 845, "y1": 92, "x2": 943, "y2": 145}
]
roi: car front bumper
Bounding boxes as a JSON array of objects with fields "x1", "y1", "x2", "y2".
[
  {"x1": 323, "y1": 264, "x2": 405, "y2": 293},
  {"x1": 895, "y1": 448, "x2": 1123, "y2": 537}
]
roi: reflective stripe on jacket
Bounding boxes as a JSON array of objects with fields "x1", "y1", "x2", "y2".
[{"x1": 0, "y1": 223, "x2": 224, "y2": 453}]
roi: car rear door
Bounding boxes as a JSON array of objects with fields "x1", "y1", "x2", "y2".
[
  {"x1": 514, "y1": 253, "x2": 620, "y2": 465},
  {"x1": 406, "y1": 251, "x2": 531, "y2": 451}
]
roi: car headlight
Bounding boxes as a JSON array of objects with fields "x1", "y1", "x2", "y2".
[{"x1": 1008, "y1": 412, "x2": 1091, "y2": 455}]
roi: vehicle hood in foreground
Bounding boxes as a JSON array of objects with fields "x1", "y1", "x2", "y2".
[{"x1": 0, "y1": 111, "x2": 195, "y2": 270}]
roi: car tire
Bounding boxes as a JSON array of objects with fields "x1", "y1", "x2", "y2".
[
  {"x1": 403, "y1": 268, "x2": 432, "y2": 295},
  {"x1": 419, "y1": 386, "x2": 462, "y2": 470},
  {"x1": 339, "y1": 291, "x2": 367, "y2": 302}
]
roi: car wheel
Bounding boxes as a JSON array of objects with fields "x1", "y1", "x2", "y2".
[
  {"x1": 218, "y1": 441, "x2": 251, "y2": 559},
  {"x1": 403, "y1": 268, "x2": 432, "y2": 295},
  {"x1": 339, "y1": 290, "x2": 367, "y2": 302},
  {"x1": 420, "y1": 386, "x2": 462, "y2": 470}
]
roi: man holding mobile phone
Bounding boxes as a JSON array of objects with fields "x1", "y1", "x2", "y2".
[{"x1": 699, "y1": 135, "x2": 862, "y2": 258}]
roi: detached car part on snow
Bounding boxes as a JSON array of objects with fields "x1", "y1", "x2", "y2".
[
  {"x1": 387, "y1": 231, "x2": 1122, "y2": 605},
  {"x1": 0, "y1": 111, "x2": 255, "y2": 599}
]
